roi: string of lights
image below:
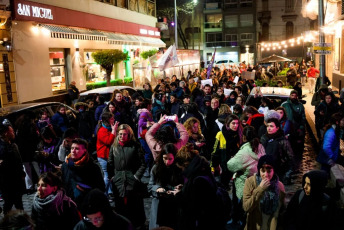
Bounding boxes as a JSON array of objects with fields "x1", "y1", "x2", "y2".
[{"x1": 260, "y1": 31, "x2": 318, "y2": 52}]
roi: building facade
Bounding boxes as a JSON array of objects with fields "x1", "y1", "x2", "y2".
[
  {"x1": 3, "y1": 0, "x2": 164, "y2": 106},
  {"x1": 203, "y1": 0, "x2": 256, "y2": 65}
]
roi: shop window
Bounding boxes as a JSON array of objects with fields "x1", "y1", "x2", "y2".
[
  {"x1": 286, "y1": 21, "x2": 293, "y2": 39},
  {"x1": 225, "y1": 15, "x2": 238, "y2": 28},
  {"x1": 84, "y1": 51, "x2": 114, "y2": 84},
  {"x1": 49, "y1": 49, "x2": 67, "y2": 92}
]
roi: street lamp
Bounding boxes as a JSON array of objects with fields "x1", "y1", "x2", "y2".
[{"x1": 192, "y1": 0, "x2": 198, "y2": 50}]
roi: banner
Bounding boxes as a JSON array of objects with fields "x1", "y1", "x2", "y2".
[
  {"x1": 158, "y1": 44, "x2": 179, "y2": 71},
  {"x1": 207, "y1": 48, "x2": 216, "y2": 79}
]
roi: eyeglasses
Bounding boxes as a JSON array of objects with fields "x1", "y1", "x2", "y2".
[
  {"x1": 83, "y1": 216, "x2": 104, "y2": 223},
  {"x1": 261, "y1": 166, "x2": 273, "y2": 173}
]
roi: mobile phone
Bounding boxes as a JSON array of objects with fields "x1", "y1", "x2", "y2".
[{"x1": 166, "y1": 115, "x2": 176, "y2": 121}]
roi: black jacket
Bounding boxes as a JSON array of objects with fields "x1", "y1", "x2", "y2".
[{"x1": 108, "y1": 140, "x2": 146, "y2": 197}]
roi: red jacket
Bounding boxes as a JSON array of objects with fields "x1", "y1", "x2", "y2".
[
  {"x1": 96, "y1": 126, "x2": 115, "y2": 159},
  {"x1": 307, "y1": 67, "x2": 319, "y2": 78}
]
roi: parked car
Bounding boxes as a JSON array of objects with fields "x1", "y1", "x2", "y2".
[
  {"x1": 0, "y1": 102, "x2": 77, "y2": 130},
  {"x1": 214, "y1": 59, "x2": 234, "y2": 69},
  {"x1": 78, "y1": 86, "x2": 139, "y2": 102},
  {"x1": 245, "y1": 87, "x2": 297, "y2": 109}
]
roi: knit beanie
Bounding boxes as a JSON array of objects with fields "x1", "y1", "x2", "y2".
[{"x1": 257, "y1": 155, "x2": 276, "y2": 176}]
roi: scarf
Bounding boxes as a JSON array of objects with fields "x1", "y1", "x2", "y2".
[
  {"x1": 256, "y1": 174, "x2": 280, "y2": 215},
  {"x1": 32, "y1": 190, "x2": 76, "y2": 216},
  {"x1": 247, "y1": 113, "x2": 264, "y2": 126},
  {"x1": 222, "y1": 126, "x2": 239, "y2": 157},
  {"x1": 265, "y1": 129, "x2": 284, "y2": 140},
  {"x1": 65, "y1": 152, "x2": 89, "y2": 167},
  {"x1": 155, "y1": 99, "x2": 165, "y2": 110},
  {"x1": 102, "y1": 123, "x2": 112, "y2": 131}
]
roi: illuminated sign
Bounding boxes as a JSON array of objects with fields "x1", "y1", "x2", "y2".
[{"x1": 17, "y1": 3, "x2": 53, "y2": 20}]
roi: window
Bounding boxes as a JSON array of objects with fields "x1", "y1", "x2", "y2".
[
  {"x1": 224, "y1": 0, "x2": 237, "y2": 9},
  {"x1": 49, "y1": 49, "x2": 67, "y2": 92},
  {"x1": 239, "y1": 0, "x2": 253, "y2": 7},
  {"x1": 225, "y1": 15, "x2": 238, "y2": 28},
  {"x1": 286, "y1": 21, "x2": 293, "y2": 39},
  {"x1": 285, "y1": 0, "x2": 294, "y2": 12},
  {"x1": 205, "y1": 14, "x2": 222, "y2": 28},
  {"x1": 261, "y1": 23, "x2": 269, "y2": 41},
  {"x1": 207, "y1": 33, "x2": 222, "y2": 42},
  {"x1": 225, "y1": 34, "x2": 238, "y2": 42},
  {"x1": 241, "y1": 33, "x2": 253, "y2": 45},
  {"x1": 240, "y1": 14, "x2": 253, "y2": 27}
]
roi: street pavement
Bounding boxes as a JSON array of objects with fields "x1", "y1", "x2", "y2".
[{"x1": 0, "y1": 82, "x2": 341, "y2": 228}]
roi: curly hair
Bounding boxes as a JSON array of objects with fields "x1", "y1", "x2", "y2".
[
  {"x1": 183, "y1": 117, "x2": 201, "y2": 136},
  {"x1": 154, "y1": 123, "x2": 178, "y2": 145},
  {"x1": 219, "y1": 104, "x2": 231, "y2": 116}
]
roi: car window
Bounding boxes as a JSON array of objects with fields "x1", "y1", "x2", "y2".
[{"x1": 217, "y1": 60, "x2": 227, "y2": 64}]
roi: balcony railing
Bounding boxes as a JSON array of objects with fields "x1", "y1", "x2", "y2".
[
  {"x1": 205, "y1": 41, "x2": 238, "y2": 47},
  {"x1": 205, "y1": 22, "x2": 222, "y2": 29},
  {"x1": 94, "y1": 0, "x2": 156, "y2": 17}
]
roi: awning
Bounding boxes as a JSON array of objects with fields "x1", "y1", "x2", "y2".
[{"x1": 40, "y1": 24, "x2": 165, "y2": 47}]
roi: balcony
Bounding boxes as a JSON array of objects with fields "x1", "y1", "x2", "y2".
[
  {"x1": 94, "y1": 0, "x2": 156, "y2": 17},
  {"x1": 204, "y1": 2, "x2": 223, "y2": 13},
  {"x1": 205, "y1": 41, "x2": 238, "y2": 48},
  {"x1": 257, "y1": 11, "x2": 271, "y2": 24},
  {"x1": 204, "y1": 22, "x2": 223, "y2": 32}
]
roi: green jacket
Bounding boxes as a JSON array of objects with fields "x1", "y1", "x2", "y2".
[
  {"x1": 227, "y1": 143, "x2": 265, "y2": 199},
  {"x1": 281, "y1": 98, "x2": 306, "y2": 131}
]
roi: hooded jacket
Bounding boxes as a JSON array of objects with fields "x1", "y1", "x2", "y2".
[
  {"x1": 284, "y1": 170, "x2": 333, "y2": 230},
  {"x1": 281, "y1": 98, "x2": 306, "y2": 131}
]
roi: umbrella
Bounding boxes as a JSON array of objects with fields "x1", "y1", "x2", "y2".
[
  {"x1": 259, "y1": 54, "x2": 292, "y2": 63},
  {"x1": 259, "y1": 54, "x2": 292, "y2": 77}
]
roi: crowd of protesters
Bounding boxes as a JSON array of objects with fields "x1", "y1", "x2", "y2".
[{"x1": 0, "y1": 60, "x2": 343, "y2": 230}]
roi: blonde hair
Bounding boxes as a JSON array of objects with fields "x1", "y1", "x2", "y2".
[
  {"x1": 122, "y1": 89, "x2": 129, "y2": 97},
  {"x1": 218, "y1": 104, "x2": 231, "y2": 116},
  {"x1": 114, "y1": 124, "x2": 135, "y2": 146},
  {"x1": 183, "y1": 117, "x2": 201, "y2": 136}
]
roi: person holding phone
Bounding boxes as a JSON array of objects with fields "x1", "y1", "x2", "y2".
[{"x1": 243, "y1": 155, "x2": 285, "y2": 230}]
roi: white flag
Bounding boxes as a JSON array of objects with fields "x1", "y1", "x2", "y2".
[{"x1": 158, "y1": 45, "x2": 179, "y2": 71}]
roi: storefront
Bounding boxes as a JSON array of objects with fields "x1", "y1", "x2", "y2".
[{"x1": 12, "y1": 0, "x2": 165, "y2": 103}]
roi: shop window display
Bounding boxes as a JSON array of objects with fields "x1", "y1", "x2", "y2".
[
  {"x1": 49, "y1": 50, "x2": 67, "y2": 92},
  {"x1": 84, "y1": 51, "x2": 114, "y2": 83}
]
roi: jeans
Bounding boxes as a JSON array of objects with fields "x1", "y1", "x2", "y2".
[
  {"x1": 97, "y1": 157, "x2": 112, "y2": 195},
  {"x1": 139, "y1": 138, "x2": 153, "y2": 168},
  {"x1": 23, "y1": 162, "x2": 40, "y2": 190}
]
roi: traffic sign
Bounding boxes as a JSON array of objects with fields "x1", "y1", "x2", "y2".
[{"x1": 313, "y1": 43, "x2": 332, "y2": 54}]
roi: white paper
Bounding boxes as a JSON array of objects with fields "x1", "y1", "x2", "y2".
[
  {"x1": 194, "y1": 77, "x2": 199, "y2": 82},
  {"x1": 201, "y1": 79, "x2": 213, "y2": 87},
  {"x1": 233, "y1": 76, "x2": 239, "y2": 84},
  {"x1": 224, "y1": 88, "x2": 233, "y2": 96}
]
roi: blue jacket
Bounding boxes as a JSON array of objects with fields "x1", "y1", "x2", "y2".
[
  {"x1": 95, "y1": 104, "x2": 107, "y2": 121},
  {"x1": 317, "y1": 127, "x2": 340, "y2": 165},
  {"x1": 51, "y1": 112, "x2": 68, "y2": 134},
  {"x1": 172, "y1": 87, "x2": 184, "y2": 100}
]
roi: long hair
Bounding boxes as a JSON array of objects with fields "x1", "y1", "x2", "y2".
[
  {"x1": 243, "y1": 126, "x2": 260, "y2": 153},
  {"x1": 183, "y1": 117, "x2": 201, "y2": 136},
  {"x1": 105, "y1": 101, "x2": 117, "y2": 113},
  {"x1": 219, "y1": 104, "x2": 231, "y2": 116},
  {"x1": 275, "y1": 106, "x2": 287, "y2": 121},
  {"x1": 225, "y1": 114, "x2": 243, "y2": 144},
  {"x1": 110, "y1": 89, "x2": 122, "y2": 102},
  {"x1": 155, "y1": 143, "x2": 180, "y2": 186},
  {"x1": 324, "y1": 113, "x2": 342, "y2": 138},
  {"x1": 96, "y1": 112, "x2": 113, "y2": 134},
  {"x1": 244, "y1": 106, "x2": 259, "y2": 115},
  {"x1": 114, "y1": 124, "x2": 135, "y2": 147}
]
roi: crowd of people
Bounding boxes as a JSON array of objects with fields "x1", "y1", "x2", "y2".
[{"x1": 0, "y1": 61, "x2": 343, "y2": 230}]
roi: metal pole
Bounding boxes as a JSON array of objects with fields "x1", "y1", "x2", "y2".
[
  {"x1": 174, "y1": 0, "x2": 178, "y2": 48},
  {"x1": 192, "y1": 8, "x2": 195, "y2": 50},
  {"x1": 318, "y1": 0, "x2": 325, "y2": 84}
]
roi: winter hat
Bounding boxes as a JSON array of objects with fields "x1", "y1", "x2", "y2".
[
  {"x1": 264, "y1": 110, "x2": 281, "y2": 122},
  {"x1": 290, "y1": 90, "x2": 298, "y2": 96},
  {"x1": 257, "y1": 155, "x2": 276, "y2": 175}
]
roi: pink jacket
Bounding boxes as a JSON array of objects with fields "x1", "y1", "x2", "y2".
[{"x1": 145, "y1": 122, "x2": 189, "y2": 160}]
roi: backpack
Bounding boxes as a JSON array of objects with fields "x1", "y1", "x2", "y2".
[{"x1": 197, "y1": 175, "x2": 232, "y2": 223}]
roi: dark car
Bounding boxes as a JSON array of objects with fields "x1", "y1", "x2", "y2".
[{"x1": 0, "y1": 102, "x2": 77, "y2": 130}]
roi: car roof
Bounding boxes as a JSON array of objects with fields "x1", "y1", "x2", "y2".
[
  {"x1": 80, "y1": 86, "x2": 135, "y2": 96},
  {"x1": 0, "y1": 102, "x2": 70, "y2": 117},
  {"x1": 250, "y1": 87, "x2": 292, "y2": 97}
]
